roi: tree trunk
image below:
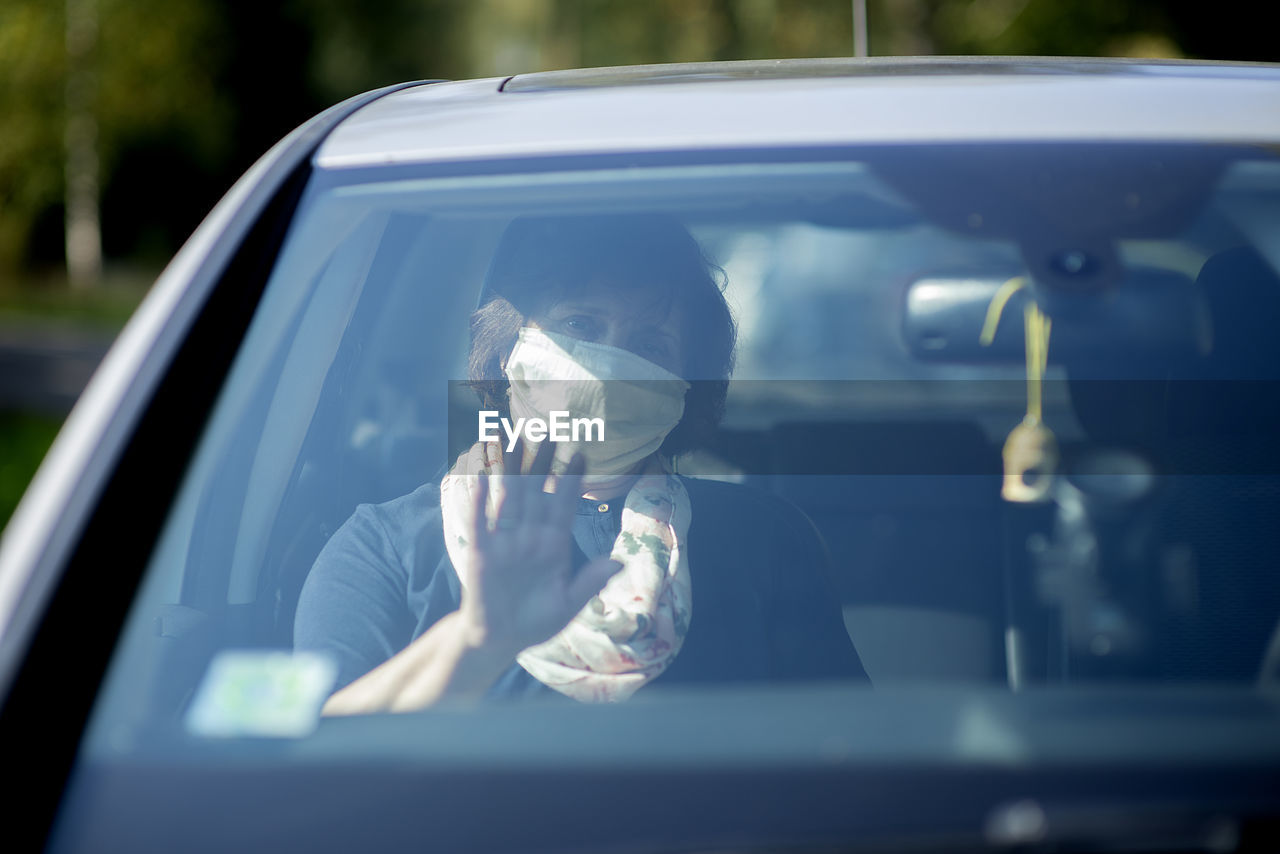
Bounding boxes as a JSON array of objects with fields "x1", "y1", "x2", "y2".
[{"x1": 65, "y1": 0, "x2": 102, "y2": 290}]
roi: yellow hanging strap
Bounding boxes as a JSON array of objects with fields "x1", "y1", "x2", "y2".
[
  {"x1": 1023, "y1": 300, "x2": 1051, "y2": 422},
  {"x1": 980, "y1": 276, "x2": 1028, "y2": 347},
  {"x1": 980, "y1": 276, "x2": 1058, "y2": 502}
]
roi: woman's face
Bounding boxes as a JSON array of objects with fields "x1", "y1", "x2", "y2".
[{"x1": 527, "y1": 284, "x2": 685, "y2": 377}]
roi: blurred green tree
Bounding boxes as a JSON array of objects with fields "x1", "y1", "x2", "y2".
[
  {"x1": 295, "y1": 0, "x2": 464, "y2": 96},
  {"x1": 867, "y1": 0, "x2": 1181, "y2": 58},
  {"x1": 0, "y1": 0, "x2": 65, "y2": 278},
  {"x1": 2, "y1": 0, "x2": 1276, "y2": 291},
  {"x1": 0, "y1": 0, "x2": 231, "y2": 281}
]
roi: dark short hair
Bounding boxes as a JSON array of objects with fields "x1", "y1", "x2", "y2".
[{"x1": 468, "y1": 214, "x2": 736, "y2": 456}]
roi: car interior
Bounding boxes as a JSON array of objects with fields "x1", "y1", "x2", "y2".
[{"x1": 108, "y1": 146, "x2": 1280, "y2": 728}]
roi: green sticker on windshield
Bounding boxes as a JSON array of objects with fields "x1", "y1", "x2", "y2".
[{"x1": 185, "y1": 650, "x2": 337, "y2": 738}]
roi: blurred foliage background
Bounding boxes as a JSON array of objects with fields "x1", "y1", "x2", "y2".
[{"x1": 0, "y1": 0, "x2": 1276, "y2": 527}]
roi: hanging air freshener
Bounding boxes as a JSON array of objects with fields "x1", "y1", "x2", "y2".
[{"x1": 980, "y1": 277, "x2": 1057, "y2": 503}]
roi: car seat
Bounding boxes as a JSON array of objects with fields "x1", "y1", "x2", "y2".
[{"x1": 750, "y1": 420, "x2": 1006, "y2": 683}]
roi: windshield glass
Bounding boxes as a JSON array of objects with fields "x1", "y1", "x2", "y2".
[{"x1": 54, "y1": 145, "x2": 1280, "y2": 844}]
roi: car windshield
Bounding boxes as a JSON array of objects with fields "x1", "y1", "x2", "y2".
[{"x1": 51, "y1": 143, "x2": 1280, "y2": 848}]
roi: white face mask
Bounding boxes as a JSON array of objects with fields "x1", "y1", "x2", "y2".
[{"x1": 504, "y1": 327, "x2": 690, "y2": 487}]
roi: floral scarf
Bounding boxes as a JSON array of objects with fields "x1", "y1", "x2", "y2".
[{"x1": 439, "y1": 442, "x2": 692, "y2": 702}]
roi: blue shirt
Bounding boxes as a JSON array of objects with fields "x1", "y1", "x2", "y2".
[
  {"x1": 295, "y1": 477, "x2": 867, "y2": 699},
  {"x1": 573, "y1": 496, "x2": 623, "y2": 561}
]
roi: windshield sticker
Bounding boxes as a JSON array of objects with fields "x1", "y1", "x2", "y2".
[{"x1": 185, "y1": 651, "x2": 337, "y2": 738}]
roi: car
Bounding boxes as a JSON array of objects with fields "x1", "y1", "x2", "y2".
[{"x1": 3, "y1": 56, "x2": 1280, "y2": 853}]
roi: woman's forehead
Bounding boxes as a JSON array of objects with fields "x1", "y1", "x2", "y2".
[{"x1": 543, "y1": 283, "x2": 682, "y2": 326}]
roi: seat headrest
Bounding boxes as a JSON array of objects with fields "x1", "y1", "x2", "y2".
[{"x1": 1194, "y1": 246, "x2": 1280, "y2": 380}]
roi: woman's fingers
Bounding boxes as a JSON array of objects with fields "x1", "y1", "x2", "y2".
[
  {"x1": 471, "y1": 473, "x2": 491, "y2": 546},
  {"x1": 522, "y1": 440, "x2": 556, "y2": 525},
  {"x1": 468, "y1": 444, "x2": 602, "y2": 649},
  {"x1": 549, "y1": 452, "x2": 586, "y2": 528},
  {"x1": 495, "y1": 436, "x2": 526, "y2": 525},
  {"x1": 528, "y1": 437, "x2": 555, "y2": 478},
  {"x1": 493, "y1": 438, "x2": 565, "y2": 529}
]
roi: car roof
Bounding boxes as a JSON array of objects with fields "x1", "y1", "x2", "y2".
[{"x1": 315, "y1": 57, "x2": 1280, "y2": 170}]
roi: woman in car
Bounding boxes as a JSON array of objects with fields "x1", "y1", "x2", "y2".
[{"x1": 295, "y1": 214, "x2": 866, "y2": 712}]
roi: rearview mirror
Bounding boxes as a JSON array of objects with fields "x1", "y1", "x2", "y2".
[{"x1": 902, "y1": 269, "x2": 1208, "y2": 373}]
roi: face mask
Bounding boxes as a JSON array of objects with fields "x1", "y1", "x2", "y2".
[{"x1": 503, "y1": 327, "x2": 690, "y2": 486}]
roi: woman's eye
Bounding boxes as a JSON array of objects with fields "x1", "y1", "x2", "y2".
[
  {"x1": 563, "y1": 317, "x2": 595, "y2": 336},
  {"x1": 638, "y1": 337, "x2": 671, "y2": 359}
]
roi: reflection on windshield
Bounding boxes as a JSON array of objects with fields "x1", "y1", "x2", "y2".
[{"x1": 81, "y1": 151, "x2": 1280, "y2": 758}]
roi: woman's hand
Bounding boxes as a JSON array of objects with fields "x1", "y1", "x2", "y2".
[
  {"x1": 322, "y1": 438, "x2": 620, "y2": 715},
  {"x1": 459, "y1": 438, "x2": 622, "y2": 659}
]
